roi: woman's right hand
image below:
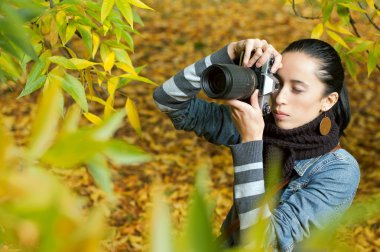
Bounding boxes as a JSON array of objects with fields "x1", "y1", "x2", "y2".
[{"x1": 227, "y1": 38, "x2": 282, "y2": 73}]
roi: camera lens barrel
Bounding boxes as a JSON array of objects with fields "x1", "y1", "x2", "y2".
[{"x1": 201, "y1": 64, "x2": 258, "y2": 100}]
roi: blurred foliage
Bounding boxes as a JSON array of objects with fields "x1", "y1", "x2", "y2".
[
  {"x1": 0, "y1": 0, "x2": 156, "y2": 133},
  {"x1": 0, "y1": 82, "x2": 149, "y2": 251},
  {"x1": 148, "y1": 168, "x2": 380, "y2": 252},
  {"x1": 289, "y1": 0, "x2": 380, "y2": 79}
]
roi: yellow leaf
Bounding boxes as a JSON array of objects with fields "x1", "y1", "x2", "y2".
[
  {"x1": 83, "y1": 112, "x2": 103, "y2": 125},
  {"x1": 366, "y1": 0, "x2": 375, "y2": 9},
  {"x1": 325, "y1": 21, "x2": 353, "y2": 36},
  {"x1": 125, "y1": 98, "x2": 141, "y2": 135},
  {"x1": 108, "y1": 77, "x2": 118, "y2": 98},
  {"x1": 326, "y1": 30, "x2": 349, "y2": 49},
  {"x1": 115, "y1": 62, "x2": 137, "y2": 75},
  {"x1": 104, "y1": 96, "x2": 114, "y2": 119},
  {"x1": 115, "y1": 0, "x2": 133, "y2": 28},
  {"x1": 311, "y1": 23, "x2": 324, "y2": 39},
  {"x1": 118, "y1": 73, "x2": 157, "y2": 85},
  {"x1": 104, "y1": 51, "x2": 115, "y2": 73},
  {"x1": 65, "y1": 21, "x2": 76, "y2": 45},
  {"x1": 92, "y1": 32, "x2": 100, "y2": 59},
  {"x1": 101, "y1": 0, "x2": 115, "y2": 23},
  {"x1": 70, "y1": 58, "x2": 98, "y2": 69},
  {"x1": 28, "y1": 80, "x2": 61, "y2": 159},
  {"x1": 87, "y1": 95, "x2": 116, "y2": 111},
  {"x1": 126, "y1": 0, "x2": 153, "y2": 10}
]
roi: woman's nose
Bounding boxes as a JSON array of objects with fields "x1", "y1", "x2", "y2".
[{"x1": 274, "y1": 86, "x2": 287, "y2": 105}]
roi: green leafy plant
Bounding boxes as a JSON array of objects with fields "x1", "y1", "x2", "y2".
[
  {"x1": 0, "y1": 0, "x2": 156, "y2": 133},
  {"x1": 287, "y1": 0, "x2": 380, "y2": 79}
]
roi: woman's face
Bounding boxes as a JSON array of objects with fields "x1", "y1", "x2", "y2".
[{"x1": 271, "y1": 51, "x2": 328, "y2": 130}]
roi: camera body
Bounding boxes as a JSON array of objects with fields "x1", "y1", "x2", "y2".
[{"x1": 200, "y1": 53, "x2": 279, "y2": 115}]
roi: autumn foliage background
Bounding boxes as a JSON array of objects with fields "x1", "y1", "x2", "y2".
[{"x1": 1, "y1": 0, "x2": 380, "y2": 251}]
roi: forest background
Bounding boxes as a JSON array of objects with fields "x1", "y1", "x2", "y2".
[{"x1": 0, "y1": 0, "x2": 379, "y2": 251}]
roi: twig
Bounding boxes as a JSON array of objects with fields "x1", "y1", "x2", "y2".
[
  {"x1": 358, "y1": 2, "x2": 380, "y2": 31},
  {"x1": 291, "y1": 0, "x2": 321, "y2": 20},
  {"x1": 349, "y1": 14, "x2": 361, "y2": 37}
]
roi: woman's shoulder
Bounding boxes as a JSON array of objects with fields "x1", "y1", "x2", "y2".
[{"x1": 312, "y1": 148, "x2": 360, "y2": 180}]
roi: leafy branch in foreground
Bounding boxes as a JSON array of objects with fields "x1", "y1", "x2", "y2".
[
  {"x1": 0, "y1": 82, "x2": 150, "y2": 251},
  {"x1": 288, "y1": 0, "x2": 380, "y2": 79}
]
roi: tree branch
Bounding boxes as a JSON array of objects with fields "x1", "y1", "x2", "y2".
[
  {"x1": 349, "y1": 14, "x2": 361, "y2": 37},
  {"x1": 292, "y1": 0, "x2": 321, "y2": 20},
  {"x1": 49, "y1": 0, "x2": 54, "y2": 8},
  {"x1": 358, "y1": 1, "x2": 380, "y2": 31}
]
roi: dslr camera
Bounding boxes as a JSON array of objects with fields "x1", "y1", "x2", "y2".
[{"x1": 200, "y1": 51, "x2": 279, "y2": 115}]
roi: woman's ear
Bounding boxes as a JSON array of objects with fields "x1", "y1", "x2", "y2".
[{"x1": 322, "y1": 92, "x2": 339, "y2": 111}]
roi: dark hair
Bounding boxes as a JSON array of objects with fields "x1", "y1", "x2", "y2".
[{"x1": 282, "y1": 38, "x2": 351, "y2": 136}]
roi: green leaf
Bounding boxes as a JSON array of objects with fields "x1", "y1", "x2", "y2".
[
  {"x1": 326, "y1": 30, "x2": 349, "y2": 49},
  {"x1": 18, "y1": 75, "x2": 47, "y2": 98},
  {"x1": 49, "y1": 56, "x2": 76, "y2": 69},
  {"x1": 322, "y1": 1, "x2": 334, "y2": 23},
  {"x1": 132, "y1": 8, "x2": 144, "y2": 26},
  {"x1": 88, "y1": 155, "x2": 114, "y2": 199},
  {"x1": 65, "y1": 20, "x2": 77, "y2": 45},
  {"x1": 90, "y1": 110, "x2": 126, "y2": 141},
  {"x1": 367, "y1": 49, "x2": 378, "y2": 77},
  {"x1": 185, "y1": 179, "x2": 217, "y2": 252},
  {"x1": 119, "y1": 73, "x2": 157, "y2": 85},
  {"x1": 101, "y1": 0, "x2": 115, "y2": 23},
  {"x1": 49, "y1": 56, "x2": 97, "y2": 70},
  {"x1": 115, "y1": 0, "x2": 133, "y2": 28},
  {"x1": 103, "y1": 140, "x2": 150, "y2": 165},
  {"x1": 150, "y1": 190, "x2": 174, "y2": 252},
  {"x1": 61, "y1": 74, "x2": 89, "y2": 112},
  {"x1": 42, "y1": 131, "x2": 106, "y2": 168},
  {"x1": 77, "y1": 25, "x2": 92, "y2": 54},
  {"x1": 338, "y1": 3, "x2": 367, "y2": 13},
  {"x1": 0, "y1": 6, "x2": 37, "y2": 60},
  {"x1": 348, "y1": 41, "x2": 374, "y2": 54},
  {"x1": 0, "y1": 53, "x2": 21, "y2": 79},
  {"x1": 344, "y1": 55, "x2": 357, "y2": 81}
]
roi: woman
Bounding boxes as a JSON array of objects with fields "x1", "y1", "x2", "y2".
[{"x1": 153, "y1": 38, "x2": 360, "y2": 251}]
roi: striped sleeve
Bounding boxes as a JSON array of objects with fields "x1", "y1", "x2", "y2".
[
  {"x1": 153, "y1": 45, "x2": 234, "y2": 113},
  {"x1": 230, "y1": 141, "x2": 271, "y2": 232}
]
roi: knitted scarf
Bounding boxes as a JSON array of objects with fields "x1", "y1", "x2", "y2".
[{"x1": 263, "y1": 110, "x2": 340, "y2": 180}]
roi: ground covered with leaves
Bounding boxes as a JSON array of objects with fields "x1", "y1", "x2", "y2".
[{"x1": 1, "y1": 0, "x2": 380, "y2": 251}]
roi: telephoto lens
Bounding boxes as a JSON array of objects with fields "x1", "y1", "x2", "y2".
[{"x1": 200, "y1": 64, "x2": 258, "y2": 100}]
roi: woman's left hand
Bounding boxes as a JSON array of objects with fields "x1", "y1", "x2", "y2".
[{"x1": 226, "y1": 90, "x2": 265, "y2": 143}]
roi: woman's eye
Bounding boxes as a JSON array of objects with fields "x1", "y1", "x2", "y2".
[{"x1": 292, "y1": 88, "x2": 303, "y2": 93}]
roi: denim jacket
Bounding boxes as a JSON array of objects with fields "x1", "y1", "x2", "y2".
[{"x1": 153, "y1": 46, "x2": 360, "y2": 251}]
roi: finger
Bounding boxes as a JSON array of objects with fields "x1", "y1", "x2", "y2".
[
  {"x1": 250, "y1": 90, "x2": 261, "y2": 110},
  {"x1": 271, "y1": 52, "x2": 283, "y2": 73},
  {"x1": 243, "y1": 40, "x2": 255, "y2": 67},
  {"x1": 255, "y1": 45, "x2": 273, "y2": 68},
  {"x1": 247, "y1": 47, "x2": 263, "y2": 67}
]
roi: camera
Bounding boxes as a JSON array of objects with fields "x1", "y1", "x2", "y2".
[{"x1": 200, "y1": 52, "x2": 279, "y2": 115}]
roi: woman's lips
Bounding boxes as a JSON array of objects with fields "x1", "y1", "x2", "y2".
[{"x1": 273, "y1": 110, "x2": 289, "y2": 120}]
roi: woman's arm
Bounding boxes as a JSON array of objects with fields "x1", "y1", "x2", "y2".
[{"x1": 152, "y1": 45, "x2": 240, "y2": 146}]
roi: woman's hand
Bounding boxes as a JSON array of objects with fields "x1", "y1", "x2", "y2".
[
  {"x1": 226, "y1": 90, "x2": 265, "y2": 143},
  {"x1": 227, "y1": 38, "x2": 282, "y2": 73}
]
